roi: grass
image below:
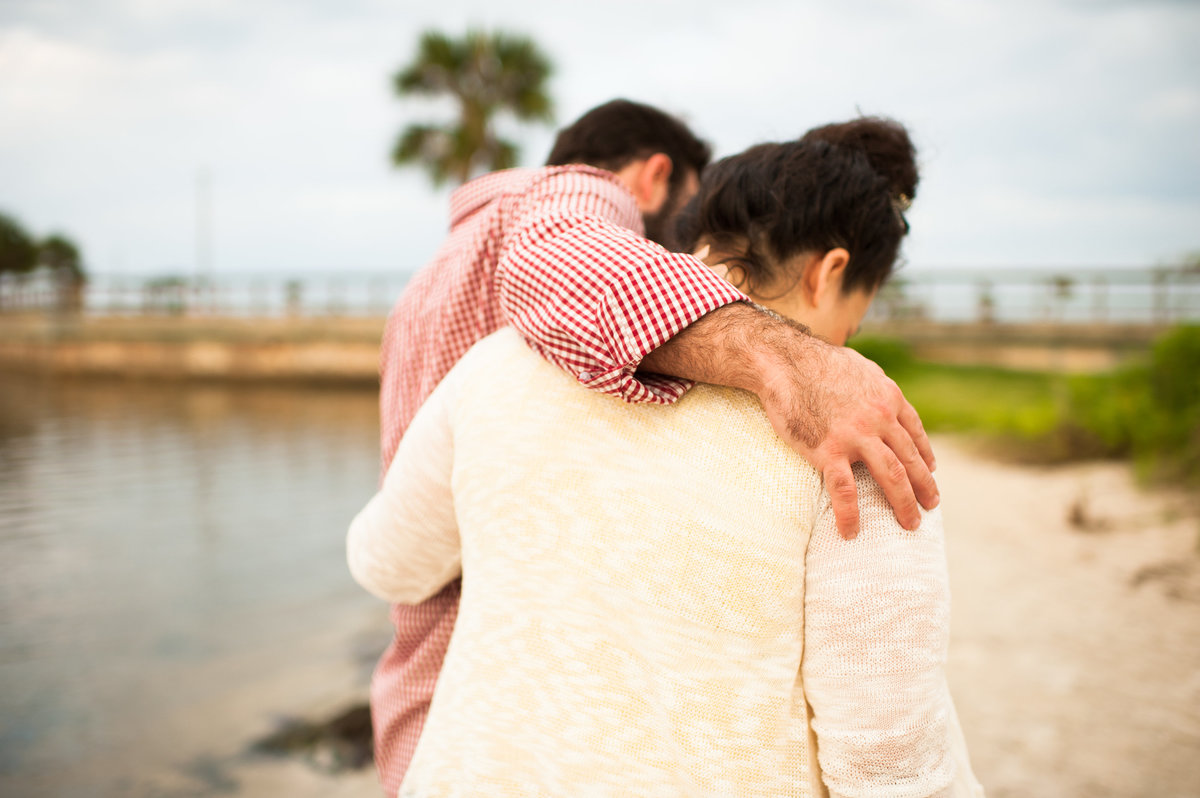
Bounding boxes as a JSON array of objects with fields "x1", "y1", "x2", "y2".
[
  {"x1": 851, "y1": 336, "x2": 1063, "y2": 445},
  {"x1": 851, "y1": 325, "x2": 1200, "y2": 487},
  {"x1": 891, "y1": 364, "x2": 1063, "y2": 441}
]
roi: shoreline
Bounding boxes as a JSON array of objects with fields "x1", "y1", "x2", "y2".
[
  {"x1": 0, "y1": 314, "x2": 1171, "y2": 384},
  {"x1": 0, "y1": 314, "x2": 386, "y2": 385}
]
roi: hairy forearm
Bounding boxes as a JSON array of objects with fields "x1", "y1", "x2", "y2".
[
  {"x1": 640, "y1": 301, "x2": 832, "y2": 447},
  {"x1": 642, "y1": 301, "x2": 807, "y2": 389},
  {"x1": 495, "y1": 190, "x2": 746, "y2": 403},
  {"x1": 641, "y1": 300, "x2": 938, "y2": 537}
]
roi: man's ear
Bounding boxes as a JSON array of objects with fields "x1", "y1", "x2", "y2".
[
  {"x1": 634, "y1": 153, "x2": 673, "y2": 213},
  {"x1": 804, "y1": 248, "x2": 851, "y2": 306}
]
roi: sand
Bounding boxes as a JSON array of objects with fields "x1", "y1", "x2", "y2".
[
  {"x1": 936, "y1": 437, "x2": 1200, "y2": 797},
  {"x1": 221, "y1": 435, "x2": 1200, "y2": 797}
]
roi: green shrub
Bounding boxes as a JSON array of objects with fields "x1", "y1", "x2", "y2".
[
  {"x1": 1064, "y1": 325, "x2": 1200, "y2": 485},
  {"x1": 856, "y1": 328, "x2": 1200, "y2": 488},
  {"x1": 1140, "y1": 325, "x2": 1200, "y2": 482},
  {"x1": 1065, "y1": 369, "x2": 1143, "y2": 455},
  {"x1": 1148, "y1": 324, "x2": 1200, "y2": 413}
]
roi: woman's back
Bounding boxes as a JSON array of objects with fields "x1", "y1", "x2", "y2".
[
  {"x1": 351, "y1": 329, "x2": 980, "y2": 797},
  {"x1": 421, "y1": 329, "x2": 818, "y2": 795}
]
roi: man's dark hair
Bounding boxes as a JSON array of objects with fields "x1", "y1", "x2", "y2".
[
  {"x1": 674, "y1": 117, "x2": 918, "y2": 296},
  {"x1": 545, "y1": 99, "x2": 711, "y2": 192}
]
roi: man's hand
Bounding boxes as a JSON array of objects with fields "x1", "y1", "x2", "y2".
[
  {"x1": 640, "y1": 302, "x2": 938, "y2": 539},
  {"x1": 756, "y1": 339, "x2": 937, "y2": 537}
]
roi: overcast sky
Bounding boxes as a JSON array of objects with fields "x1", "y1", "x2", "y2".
[{"x1": 2, "y1": 0, "x2": 1198, "y2": 277}]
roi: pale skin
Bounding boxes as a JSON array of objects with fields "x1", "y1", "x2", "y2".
[{"x1": 615, "y1": 155, "x2": 939, "y2": 539}]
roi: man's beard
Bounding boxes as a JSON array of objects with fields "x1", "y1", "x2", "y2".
[{"x1": 641, "y1": 184, "x2": 690, "y2": 251}]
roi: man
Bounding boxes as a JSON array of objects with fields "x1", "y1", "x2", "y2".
[{"x1": 372, "y1": 99, "x2": 939, "y2": 795}]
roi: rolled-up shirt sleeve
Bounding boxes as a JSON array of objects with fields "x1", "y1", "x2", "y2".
[
  {"x1": 495, "y1": 169, "x2": 747, "y2": 405},
  {"x1": 348, "y1": 362, "x2": 462, "y2": 605},
  {"x1": 803, "y1": 463, "x2": 976, "y2": 798}
]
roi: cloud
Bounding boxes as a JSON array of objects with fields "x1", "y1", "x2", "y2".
[{"x1": 1, "y1": 0, "x2": 1197, "y2": 276}]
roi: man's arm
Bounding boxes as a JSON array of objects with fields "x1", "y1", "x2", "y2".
[
  {"x1": 494, "y1": 168, "x2": 935, "y2": 538},
  {"x1": 496, "y1": 176, "x2": 746, "y2": 405},
  {"x1": 641, "y1": 302, "x2": 938, "y2": 538}
]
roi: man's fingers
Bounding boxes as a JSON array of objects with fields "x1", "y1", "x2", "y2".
[
  {"x1": 898, "y1": 400, "x2": 936, "y2": 473},
  {"x1": 822, "y1": 460, "x2": 861, "y2": 540},
  {"x1": 885, "y1": 422, "x2": 940, "y2": 512},
  {"x1": 860, "y1": 439, "x2": 922, "y2": 531}
]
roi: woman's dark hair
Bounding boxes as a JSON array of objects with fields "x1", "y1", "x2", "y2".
[
  {"x1": 675, "y1": 117, "x2": 918, "y2": 296},
  {"x1": 546, "y1": 99, "x2": 712, "y2": 193},
  {"x1": 801, "y1": 117, "x2": 919, "y2": 205}
]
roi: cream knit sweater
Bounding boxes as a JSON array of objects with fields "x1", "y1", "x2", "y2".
[{"x1": 349, "y1": 329, "x2": 983, "y2": 798}]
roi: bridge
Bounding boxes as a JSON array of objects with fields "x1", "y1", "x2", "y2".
[{"x1": 2, "y1": 265, "x2": 1197, "y2": 377}]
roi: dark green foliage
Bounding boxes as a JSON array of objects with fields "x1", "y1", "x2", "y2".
[
  {"x1": 1062, "y1": 368, "x2": 1140, "y2": 453},
  {"x1": 1, "y1": 214, "x2": 86, "y2": 283},
  {"x1": 0, "y1": 212, "x2": 38, "y2": 275},
  {"x1": 392, "y1": 30, "x2": 554, "y2": 186},
  {"x1": 38, "y1": 235, "x2": 81, "y2": 273},
  {"x1": 1056, "y1": 326, "x2": 1195, "y2": 482},
  {"x1": 1065, "y1": 325, "x2": 1200, "y2": 484},
  {"x1": 37, "y1": 234, "x2": 86, "y2": 281},
  {"x1": 1148, "y1": 325, "x2": 1200, "y2": 414}
]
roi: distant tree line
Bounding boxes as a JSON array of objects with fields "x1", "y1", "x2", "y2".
[{"x1": 0, "y1": 211, "x2": 86, "y2": 311}]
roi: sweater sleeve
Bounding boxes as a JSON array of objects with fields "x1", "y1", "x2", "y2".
[
  {"x1": 347, "y1": 355, "x2": 462, "y2": 605},
  {"x1": 494, "y1": 168, "x2": 748, "y2": 405},
  {"x1": 803, "y1": 463, "x2": 971, "y2": 798}
]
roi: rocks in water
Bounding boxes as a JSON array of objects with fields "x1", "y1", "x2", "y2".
[{"x1": 250, "y1": 702, "x2": 373, "y2": 772}]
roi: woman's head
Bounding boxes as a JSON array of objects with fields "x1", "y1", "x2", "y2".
[{"x1": 675, "y1": 117, "x2": 917, "y2": 344}]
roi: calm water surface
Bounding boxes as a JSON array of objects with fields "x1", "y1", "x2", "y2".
[{"x1": 0, "y1": 373, "x2": 388, "y2": 796}]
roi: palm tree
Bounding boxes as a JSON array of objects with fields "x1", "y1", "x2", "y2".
[{"x1": 392, "y1": 30, "x2": 554, "y2": 186}]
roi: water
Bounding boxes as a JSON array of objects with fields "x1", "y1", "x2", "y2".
[{"x1": 0, "y1": 373, "x2": 390, "y2": 796}]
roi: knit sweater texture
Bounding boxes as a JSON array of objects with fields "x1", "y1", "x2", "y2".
[{"x1": 349, "y1": 329, "x2": 983, "y2": 798}]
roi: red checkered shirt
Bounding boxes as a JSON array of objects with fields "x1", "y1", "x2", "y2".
[{"x1": 372, "y1": 164, "x2": 746, "y2": 795}]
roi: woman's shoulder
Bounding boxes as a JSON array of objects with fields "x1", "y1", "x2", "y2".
[
  {"x1": 452, "y1": 327, "x2": 549, "y2": 380},
  {"x1": 681, "y1": 384, "x2": 787, "y2": 446}
]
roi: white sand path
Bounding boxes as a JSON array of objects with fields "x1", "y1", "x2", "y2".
[{"x1": 937, "y1": 436, "x2": 1200, "y2": 797}]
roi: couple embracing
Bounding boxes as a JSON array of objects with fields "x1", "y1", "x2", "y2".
[{"x1": 349, "y1": 100, "x2": 984, "y2": 798}]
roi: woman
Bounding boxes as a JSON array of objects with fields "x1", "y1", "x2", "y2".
[{"x1": 348, "y1": 118, "x2": 983, "y2": 797}]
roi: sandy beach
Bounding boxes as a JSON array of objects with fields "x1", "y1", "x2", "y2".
[
  {"x1": 74, "y1": 435, "x2": 1197, "y2": 798},
  {"x1": 937, "y1": 437, "x2": 1200, "y2": 796}
]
